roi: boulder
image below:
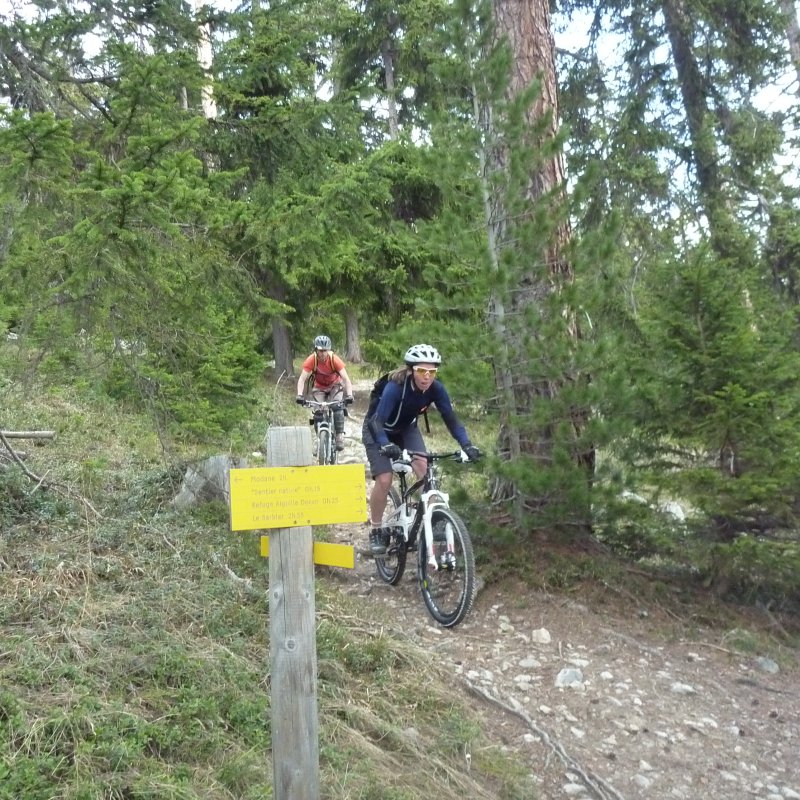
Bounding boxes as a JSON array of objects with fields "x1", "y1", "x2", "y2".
[{"x1": 171, "y1": 454, "x2": 247, "y2": 509}]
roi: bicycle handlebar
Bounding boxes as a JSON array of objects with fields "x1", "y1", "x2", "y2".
[
  {"x1": 303, "y1": 399, "x2": 344, "y2": 409},
  {"x1": 396, "y1": 449, "x2": 473, "y2": 464}
]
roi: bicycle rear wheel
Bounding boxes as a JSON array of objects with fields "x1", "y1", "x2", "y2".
[
  {"x1": 318, "y1": 429, "x2": 330, "y2": 466},
  {"x1": 418, "y1": 508, "x2": 475, "y2": 627},
  {"x1": 375, "y1": 487, "x2": 407, "y2": 585}
]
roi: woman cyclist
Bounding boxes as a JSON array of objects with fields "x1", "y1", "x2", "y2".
[
  {"x1": 296, "y1": 335, "x2": 354, "y2": 451},
  {"x1": 363, "y1": 343, "x2": 480, "y2": 555}
]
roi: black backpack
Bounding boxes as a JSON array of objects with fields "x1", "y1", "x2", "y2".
[
  {"x1": 367, "y1": 372, "x2": 430, "y2": 432},
  {"x1": 367, "y1": 373, "x2": 392, "y2": 419}
]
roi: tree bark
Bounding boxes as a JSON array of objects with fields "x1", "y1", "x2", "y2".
[
  {"x1": 343, "y1": 307, "x2": 363, "y2": 363},
  {"x1": 661, "y1": 0, "x2": 750, "y2": 267},
  {"x1": 193, "y1": 0, "x2": 217, "y2": 120},
  {"x1": 272, "y1": 318, "x2": 294, "y2": 378},
  {"x1": 779, "y1": 0, "x2": 800, "y2": 97},
  {"x1": 487, "y1": 0, "x2": 592, "y2": 528},
  {"x1": 381, "y1": 37, "x2": 400, "y2": 140}
]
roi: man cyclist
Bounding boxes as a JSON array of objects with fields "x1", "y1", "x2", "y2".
[
  {"x1": 296, "y1": 335, "x2": 354, "y2": 451},
  {"x1": 362, "y1": 343, "x2": 480, "y2": 555}
]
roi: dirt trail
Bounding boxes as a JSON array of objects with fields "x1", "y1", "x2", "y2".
[{"x1": 329, "y1": 391, "x2": 800, "y2": 800}]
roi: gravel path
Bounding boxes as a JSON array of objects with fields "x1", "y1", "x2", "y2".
[{"x1": 328, "y1": 399, "x2": 800, "y2": 800}]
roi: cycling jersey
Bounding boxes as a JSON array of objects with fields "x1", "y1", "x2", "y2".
[
  {"x1": 368, "y1": 375, "x2": 470, "y2": 449},
  {"x1": 301, "y1": 352, "x2": 345, "y2": 389}
]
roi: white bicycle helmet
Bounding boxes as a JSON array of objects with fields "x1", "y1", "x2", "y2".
[
  {"x1": 314, "y1": 335, "x2": 332, "y2": 350},
  {"x1": 404, "y1": 343, "x2": 442, "y2": 365}
]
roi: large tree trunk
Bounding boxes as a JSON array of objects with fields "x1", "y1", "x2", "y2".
[
  {"x1": 487, "y1": 0, "x2": 592, "y2": 529},
  {"x1": 194, "y1": 0, "x2": 217, "y2": 120},
  {"x1": 272, "y1": 318, "x2": 294, "y2": 377},
  {"x1": 266, "y1": 279, "x2": 294, "y2": 377},
  {"x1": 343, "y1": 307, "x2": 363, "y2": 363},
  {"x1": 661, "y1": 0, "x2": 752, "y2": 267},
  {"x1": 779, "y1": 0, "x2": 800, "y2": 97},
  {"x1": 381, "y1": 37, "x2": 400, "y2": 140}
]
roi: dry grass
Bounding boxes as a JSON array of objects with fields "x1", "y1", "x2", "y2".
[{"x1": 0, "y1": 367, "x2": 535, "y2": 800}]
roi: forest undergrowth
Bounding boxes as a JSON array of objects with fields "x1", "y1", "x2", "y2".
[
  {"x1": 0, "y1": 372, "x2": 538, "y2": 800},
  {"x1": 1, "y1": 366, "x2": 798, "y2": 799}
]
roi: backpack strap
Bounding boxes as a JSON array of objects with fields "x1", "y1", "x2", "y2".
[
  {"x1": 367, "y1": 374, "x2": 408, "y2": 439},
  {"x1": 309, "y1": 351, "x2": 342, "y2": 388},
  {"x1": 386, "y1": 375, "x2": 407, "y2": 428}
]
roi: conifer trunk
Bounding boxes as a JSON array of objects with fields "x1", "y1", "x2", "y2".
[
  {"x1": 661, "y1": 0, "x2": 751, "y2": 266},
  {"x1": 272, "y1": 320, "x2": 293, "y2": 378},
  {"x1": 381, "y1": 38, "x2": 400, "y2": 140},
  {"x1": 194, "y1": 0, "x2": 217, "y2": 120},
  {"x1": 487, "y1": 0, "x2": 593, "y2": 530},
  {"x1": 779, "y1": 0, "x2": 800, "y2": 97},
  {"x1": 343, "y1": 308, "x2": 363, "y2": 363}
]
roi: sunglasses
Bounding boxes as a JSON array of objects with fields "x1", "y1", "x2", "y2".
[{"x1": 412, "y1": 367, "x2": 438, "y2": 377}]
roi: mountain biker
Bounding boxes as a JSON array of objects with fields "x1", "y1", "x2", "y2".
[
  {"x1": 296, "y1": 335, "x2": 354, "y2": 451},
  {"x1": 363, "y1": 343, "x2": 481, "y2": 555}
]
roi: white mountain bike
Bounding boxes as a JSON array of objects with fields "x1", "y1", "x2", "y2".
[
  {"x1": 303, "y1": 399, "x2": 344, "y2": 465},
  {"x1": 375, "y1": 449, "x2": 477, "y2": 628}
]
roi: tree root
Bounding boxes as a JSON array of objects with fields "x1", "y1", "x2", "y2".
[{"x1": 463, "y1": 678, "x2": 626, "y2": 800}]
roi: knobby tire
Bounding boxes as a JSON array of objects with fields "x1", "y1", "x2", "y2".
[
  {"x1": 418, "y1": 507, "x2": 475, "y2": 628},
  {"x1": 375, "y1": 487, "x2": 407, "y2": 585},
  {"x1": 318, "y1": 429, "x2": 330, "y2": 466}
]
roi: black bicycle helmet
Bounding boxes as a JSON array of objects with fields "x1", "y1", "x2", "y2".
[
  {"x1": 404, "y1": 343, "x2": 442, "y2": 365},
  {"x1": 314, "y1": 335, "x2": 332, "y2": 350}
]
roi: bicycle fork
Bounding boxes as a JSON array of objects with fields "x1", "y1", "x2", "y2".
[{"x1": 421, "y1": 490, "x2": 453, "y2": 572}]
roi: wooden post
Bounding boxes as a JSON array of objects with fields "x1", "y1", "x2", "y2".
[{"x1": 266, "y1": 426, "x2": 320, "y2": 800}]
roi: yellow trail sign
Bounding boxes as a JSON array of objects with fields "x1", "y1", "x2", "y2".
[
  {"x1": 229, "y1": 463, "x2": 367, "y2": 531},
  {"x1": 260, "y1": 537, "x2": 355, "y2": 569}
]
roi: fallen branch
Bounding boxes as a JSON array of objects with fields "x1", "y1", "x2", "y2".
[
  {"x1": 0, "y1": 430, "x2": 100, "y2": 518},
  {"x1": 0, "y1": 430, "x2": 55, "y2": 439},
  {"x1": 0, "y1": 449, "x2": 27, "y2": 461},
  {"x1": 212, "y1": 552, "x2": 257, "y2": 595},
  {"x1": 680, "y1": 640, "x2": 735, "y2": 656},
  {"x1": 0, "y1": 430, "x2": 45, "y2": 481}
]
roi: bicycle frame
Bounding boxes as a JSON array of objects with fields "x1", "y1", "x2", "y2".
[
  {"x1": 374, "y1": 448, "x2": 477, "y2": 627},
  {"x1": 384, "y1": 450, "x2": 465, "y2": 571},
  {"x1": 303, "y1": 399, "x2": 343, "y2": 465}
]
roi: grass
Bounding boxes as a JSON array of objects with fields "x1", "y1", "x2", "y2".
[
  {"x1": 0, "y1": 361, "x2": 537, "y2": 800},
  {"x1": 4, "y1": 346, "x2": 796, "y2": 798}
]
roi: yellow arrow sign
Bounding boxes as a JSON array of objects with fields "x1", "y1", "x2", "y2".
[
  {"x1": 229, "y1": 464, "x2": 367, "y2": 531},
  {"x1": 260, "y1": 537, "x2": 355, "y2": 569}
]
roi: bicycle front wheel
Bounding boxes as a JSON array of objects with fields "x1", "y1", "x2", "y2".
[
  {"x1": 318, "y1": 429, "x2": 330, "y2": 466},
  {"x1": 418, "y1": 507, "x2": 475, "y2": 627},
  {"x1": 375, "y1": 487, "x2": 407, "y2": 585}
]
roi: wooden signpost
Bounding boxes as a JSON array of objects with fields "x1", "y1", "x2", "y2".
[{"x1": 229, "y1": 426, "x2": 366, "y2": 800}]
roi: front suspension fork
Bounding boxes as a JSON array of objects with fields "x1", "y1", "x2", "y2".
[{"x1": 421, "y1": 492, "x2": 452, "y2": 571}]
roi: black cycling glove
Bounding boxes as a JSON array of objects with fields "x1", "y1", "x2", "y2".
[
  {"x1": 296, "y1": 395, "x2": 305, "y2": 405},
  {"x1": 464, "y1": 445, "x2": 482, "y2": 462},
  {"x1": 381, "y1": 443, "x2": 402, "y2": 460}
]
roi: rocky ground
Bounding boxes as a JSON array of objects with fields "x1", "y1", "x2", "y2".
[{"x1": 328, "y1": 405, "x2": 800, "y2": 800}]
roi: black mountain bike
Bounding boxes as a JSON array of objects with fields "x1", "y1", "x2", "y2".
[
  {"x1": 303, "y1": 399, "x2": 344, "y2": 466},
  {"x1": 375, "y1": 450, "x2": 477, "y2": 628}
]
